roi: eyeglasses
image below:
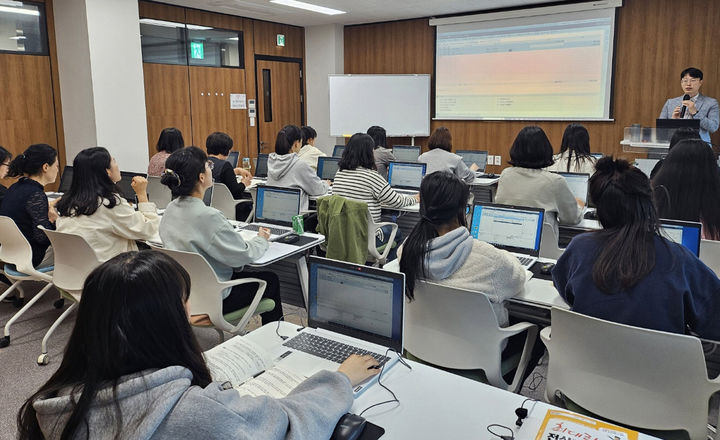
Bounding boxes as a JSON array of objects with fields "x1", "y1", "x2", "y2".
[
  {"x1": 681, "y1": 78, "x2": 700, "y2": 84},
  {"x1": 0, "y1": 162, "x2": 9, "y2": 168},
  {"x1": 206, "y1": 160, "x2": 214, "y2": 170}
]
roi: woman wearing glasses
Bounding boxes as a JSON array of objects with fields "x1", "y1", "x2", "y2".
[{"x1": 659, "y1": 67, "x2": 719, "y2": 144}]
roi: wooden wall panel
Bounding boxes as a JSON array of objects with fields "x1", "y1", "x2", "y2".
[
  {"x1": 185, "y1": 9, "x2": 243, "y2": 30},
  {"x1": 142, "y1": 63, "x2": 192, "y2": 156},
  {"x1": 138, "y1": 1, "x2": 185, "y2": 21},
  {"x1": 188, "y1": 66, "x2": 250, "y2": 158},
  {"x1": 344, "y1": 0, "x2": 720, "y2": 173},
  {"x1": 253, "y1": 20, "x2": 304, "y2": 58}
]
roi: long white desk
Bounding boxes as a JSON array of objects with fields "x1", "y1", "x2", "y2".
[{"x1": 241, "y1": 322, "x2": 656, "y2": 439}]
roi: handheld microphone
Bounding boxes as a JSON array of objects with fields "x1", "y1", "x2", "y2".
[{"x1": 680, "y1": 94, "x2": 690, "y2": 118}]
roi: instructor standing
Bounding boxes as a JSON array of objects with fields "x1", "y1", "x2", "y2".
[{"x1": 659, "y1": 67, "x2": 719, "y2": 144}]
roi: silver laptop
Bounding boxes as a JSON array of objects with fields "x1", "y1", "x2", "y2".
[
  {"x1": 237, "y1": 186, "x2": 299, "y2": 240},
  {"x1": 551, "y1": 171, "x2": 590, "y2": 205},
  {"x1": 274, "y1": 256, "x2": 405, "y2": 395},
  {"x1": 316, "y1": 156, "x2": 340, "y2": 181},
  {"x1": 392, "y1": 145, "x2": 420, "y2": 162},
  {"x1": 456, "y1": 149, "x2": 488, "y2": 170},
  {"x1": 469, "y1": 202, "x2": 545, "y2": 269},
  {"x1": 634, "y1": 158, "x2": 659, "y2": 178},
  {"x1": 387, "y1": 161, "x2": 426, "y2": 195},
  {"x1": 332, "y1": 145, "x2": 345, "y2": 158}
]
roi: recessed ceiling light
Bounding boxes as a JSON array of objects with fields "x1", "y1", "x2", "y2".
[
  {"x1": 270, "y1": 0, "x2": 345, "y2": 16},
  {"x1": 139, "y1": 18, "x2": 212, "y2": 31},
  {"x1": 0, "y1": 5, "x2": 39, "y2": 15}
]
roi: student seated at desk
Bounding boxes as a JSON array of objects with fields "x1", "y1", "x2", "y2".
[
  {"x1": 0, "y1": 145, "x2": 12, "y2": 209},
  {"x1": 652, "y1": 139, "x2": 720, "y2": 240},
  {"x1": 206, "y1": 132, "x2": 253, "y2": 221},
  {"x1": 545, "y1": 123, "x2": 597, "y2": 175},
  {"x1": 0, "y1": 144, "x2": 59, "y2": 268},
  {"x1": 297, "y1": 125, "x2": 326, "y2": 171},
  {"x1": 56, "y1": 147, "x2": 159, "y2": 262},
  {"x1": 368, "y1": 125, "x2": 395, "y2": 180},
  {"x1": 417, "y1": 127, "x2": 476, "y2": 184},
  {"x1": 18, "y1": 251, "x2": 380, "y2": 440},
  {"x1": 398, "y1": 171, "x2": 525, "y2": 327},
  {"x1": 159, "y1": 147, "x2": 282, "y2": 324},
  {"x1": 552, "y1": 157, "x2": 720, "y2": 340},
  {"x1": 267, "y1": 125, "x2": 329, "y2": 210},
  {"x1": 148, "y1": 127, "x2": 184, "y2": 177},
  {"x1": 332, "y1": 133, "x2": 418, "y2": 259},
  {"x1": 496, "y1": 126, "x2": 583, "y2": 231},
  {"x1": 649, "y1": 127, "x2": 701, "y2": 179}
]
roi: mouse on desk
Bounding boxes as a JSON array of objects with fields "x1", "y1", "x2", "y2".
[
  {"x1": 331, "y1": 413, "x2": 367, "y2": 440},
  {"x1": 276, "y1": 233, "x2": 300, "y2": 244},
  {"x1": 539, "y1": 263, "x2": 555, "y2": 275}
]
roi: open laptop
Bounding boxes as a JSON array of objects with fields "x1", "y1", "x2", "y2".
[
  {"x1": 590, "y1": 152, "x2": 604, "y2": 160},
  {"x1": 659, "y1": 219, "x2": 702, "y2": 256},
  {"x1": 392, "y1": 145, "x2": 420, "y2": 162},
  {"x1": 332, "y1": 145, "x2": 345, "y2": 158},
  {"x1": 226, "y1": 151, "x2": 240, "y2": 168},
  {"x1": 469, "y1": 202, "x2": 545, "y2": 269},
  {"x1": 634, "y1": 158, "x2": 659, "y2": 177},
  {"x1": 551, "y1": 171, "x2": 590, "y2": 205},
  {"x1": 236, "y1": 185, "x2": 299, "y2": 240},
  {"x1": 456, "y1": 150, "x2": 488, "y2": 171},
  {"x1": 387, "y1": 161, "x2": 426, "y2": 195},
  {"x1": 46, "y1": 165, "x2": 73, "y2": 199},
  {"x1": 254, "y1": 154, "x2": 269, "y2": 180},
  {"x1": 275, "y1": 256, "x2": 405, "y2": 395},
  {"x1": 316, "y1": 156, "x2": 340, "y2": 181},
  {"x1": 115, "y1": 171, "x2": 148, "y2": 203}
]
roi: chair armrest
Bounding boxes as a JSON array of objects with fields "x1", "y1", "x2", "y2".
[
  {"x1": 540, "y1": 326, "x2": 551, "y2": 348},
  {"x1": 368, "y1": 222, "x2": 399, "y2": 262},
  {"x1": 217, "y1": 277, "x2": 268, "y2": 334},
  {"x1": 498, "y1": 321, "x2": 537, "y2": 337}
]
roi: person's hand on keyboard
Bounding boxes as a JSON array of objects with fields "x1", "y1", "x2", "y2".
[
  {"x1": 337, "y1": 354, "x2": 381, "y2": 386},
  {"x1": 258, "y1": 227, "x2": 271, "y2": 241}
]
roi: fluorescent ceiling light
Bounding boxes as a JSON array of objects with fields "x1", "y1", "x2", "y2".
[
  {"x1": 0, "y1": 5, "x2": 40, "y2": 16},
  {"x1": 139, "y1": 18, "x2": 212, "y2": 30},
  {"x1": 9, "y1": 35, "x2": 26, "y2": 40},
  {"x1": 227, "y1": 37, "x2": 239, "y2": 41},
  {"x1": 270, "y1": 0, "x2": 345, "y2": 15},
  {"x1": 186, "y1": 24, "x2": 213, "y2": 30}
]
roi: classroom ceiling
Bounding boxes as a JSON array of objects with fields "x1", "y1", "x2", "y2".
[{"x1": 161, "y1": 0, "x2": 555, "y2": 26}]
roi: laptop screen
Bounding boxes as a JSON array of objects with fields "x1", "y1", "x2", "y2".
[
  {"x1": 392, "y1": 145, "x2": 420, "y2": 162},
  {"x1": 58, "y1": 166, "x2": 73, "y2": 193},
  {"x1": 660, "y1": 219, "x2": 702, "y2": 256},
  {"x1": 634, "y1": 158, "x2": 658, "y2": 178},
  {"x1": 456, "y1": 150, "x2": 488, "y2": 172},
  {"x1": 226, "y1": 151, "x2": 239, "y2": 168},
  {"x1": 552, "y1": 171, "x2": 590, "y2": 204},
  {"x1": 308, "y1": 256, "x2": 404, "y2": 351},
  {"x1": 202, "y1": 186, "x2": 213, "y2": 206},
  {"x1": 332, "y1": 145, "x2": 345, "y2": 158},
  {"x1": 470, "y1": 203, "x2": 544, "y2": 255},
  {"x1": 255, "y1": 154, "x2": 269, "y2": 177},
  {"x1": 116, "y1": 171, "x2": 147, "y2": 202},
  {"x1": 590, "y1": 152, "x2": 604, "y2": 159},
  {"x1": 255, "y1": 186, "x2": 301, "y2": 226},
  {"x1": 387, "y1": 162, "x2": 426, "y2": 190},
  {"x1": 316, "y1": 157, "x2": 340, "y2": 181}
]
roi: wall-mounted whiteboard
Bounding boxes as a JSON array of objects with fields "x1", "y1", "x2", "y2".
[{"x1": 329, "y1": 74, "x2": 431, "y2": 137}]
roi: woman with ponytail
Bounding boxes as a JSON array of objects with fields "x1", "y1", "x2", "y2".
[
  {"x1": 552, "y1": 157, "x2": 720, "y2": 339},
  {"x1": 0, "y1": 144, "x2": 59, "y2": 267},
  {"x1": 159, "y1": 147, "x2": 283, "y2": 324},
  {"x1": 398, "y1": 171, "x2": 525, "y2": 327},
  {"x1": 267, "y1": 125, "x2": 329, "y2": 210}
]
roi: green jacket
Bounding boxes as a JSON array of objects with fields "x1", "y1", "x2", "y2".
[{"x1": 316, "y1": 195, "x2": 368, "y2": 264}]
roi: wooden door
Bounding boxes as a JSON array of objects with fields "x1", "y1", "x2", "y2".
[{"x1": 255, "y1": 59, "x2": 303, "y2": 155}]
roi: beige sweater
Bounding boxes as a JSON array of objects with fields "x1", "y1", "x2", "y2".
[
  {"x1": 297, "y1": 144, "x2": 326, "y2": 171},
  {"x1": 495, "y1": 167, "x2": 583, "y2": 227},
  {"x1": 545, "y1": 151, "x2": 597, "y2": 175}
]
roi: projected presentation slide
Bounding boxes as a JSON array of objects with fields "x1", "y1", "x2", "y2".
[{"x1": 436, "y1": 14, "x2": 614, "y2": 120}]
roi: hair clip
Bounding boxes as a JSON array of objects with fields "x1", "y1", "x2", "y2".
[{"x1": 163, "y1": 168, "x2": 181, "y2": 186}]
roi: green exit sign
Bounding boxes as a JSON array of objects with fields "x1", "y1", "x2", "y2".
[
  {"x1": 276, "y1": 34, "x2": 285, "y2": 47},
  {"x1": 190, "y1": 41, "x2": 204, "y2": 59}
]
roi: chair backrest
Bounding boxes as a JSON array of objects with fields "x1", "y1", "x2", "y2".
[
  {"x1": 146, "y1": 176, "x2": 172, "y2": 209},
  {"x1": 405, "y1": 281, "x2": 505, "y2": 370},
  {"x1": 539, "y1": 221, "x2": 564, "y2": 260},
  {"x1": 545, "y1": 307, "x2": 716, "y2": 439},
  {"x1": 210, "y1": 183, "x2": 238, "y2": 219},
  {"x1": 0, "y1": 216, "x2": 37, "y2": 276},
  {"x1": 700, "y1": 239, "x2": 720, "y2": 276},
  {"x1": 40, "y1": 228, "x2": 102, "y2": 293}
]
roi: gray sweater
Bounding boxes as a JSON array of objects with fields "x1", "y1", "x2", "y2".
[
  {"x1": 267, "y1": 153, "x2": 329, "y2": 210},
  {"x1": 160, "y1": 196, "x2": 269, "y2": 298},
  {"x1": 417, "y1": 149, "x2": 475, "y2": 183},
  {"x1": 373, "y1": 147, "x2": 395, "y2": 180},
  {"x1": 33, "y1": 366, "x2": 354, "y2": 440}
]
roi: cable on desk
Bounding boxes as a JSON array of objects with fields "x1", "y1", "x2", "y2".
[
  {"x1": 487, "y1": 424, "x2": 514, "y2": 440},
  {"x1": 275, "y1": 312, "x2": 306, "y2": 340},
  {"x1": 358, "y1": 349, "x2": 411, "y2": 417}
]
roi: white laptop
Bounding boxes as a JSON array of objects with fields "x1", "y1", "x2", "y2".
[
  {"x1": 387, "y1": 161, "x2": 426, "y2": 195},
  {"x1": 236, "y1": 186, "x2": 299, "y2": 240},
  {"x1": 634, "y1": 158, "x2": 659, "y2": 178},
  {"x1": 551, "y1": 171, "x2": 590, "y2": 205},
  {"x1": 273, "y1": 256, "x2": 405, "y2": 395},
  {"x1": 469, "y1": 202, "x2": 545, "y2": 269}
]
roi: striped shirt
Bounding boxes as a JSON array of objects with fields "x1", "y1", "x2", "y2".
[{"x1": 332, "y1": 167, "x2": 416, "y2": 222}]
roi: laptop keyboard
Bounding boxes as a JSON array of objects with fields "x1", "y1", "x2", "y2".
[
  {"x1": 283, "y1": 333, "x2": 390, "y2": 366},
  {"x1": 239, "y1": 224, "x2": 290, "y2": 236},
  {"x1": 516, "y1": 255, "x2": 534, "y2": 266}
]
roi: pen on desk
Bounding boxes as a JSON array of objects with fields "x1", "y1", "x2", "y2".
[{"x1": 252, "y1": 370, "x2": 265, "y2": 379}]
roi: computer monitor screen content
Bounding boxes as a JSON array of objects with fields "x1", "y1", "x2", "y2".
[
  {"x1": 470, "y1": 204, "x2": 543, "y2": 252},
  {"x1": 256, "y1": 187, "x2": 300, "y2": 224}
]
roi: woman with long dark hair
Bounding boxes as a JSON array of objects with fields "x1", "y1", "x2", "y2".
[
  {"x1": 55, "y1": 147, "x2": 159, "y2": 262},
  {"x1": 159, "y1": 147, "x2": 283, "y2": 324},
  {"x1": 148, "y1": 127, "x2": 184, "y2": 177},
  {"x1": 0, "y1": 145, "x2": 13, "y2": 209},
  {"x1": 398, "y1": 171, "x2": 525, "y2": 325},
  {"x1": 0, "y1": 144, "x2": 59, "y2": 267},
  {"x1": 652, "y1": 139, "x2": 720, "y2": 240},
  {"x1": 18, "y1": 251, "x2": 379, "y2": 439},
  {"x1": 546, "y1": 123, "x2": 597, "y2": 174},
  {"x1": 552, "y1": 157, "x2": 720, "y2": 339}
]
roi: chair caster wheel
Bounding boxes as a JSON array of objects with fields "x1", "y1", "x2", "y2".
[
  {"x1": 53, "y1": 299, "x2": 64, "y2": 309},
  {"x1": 37, "y1": 354, "x2": 49, "y2": 365},
  {"x1": 0, "y1": 336, "x2": 9, "y2": 348},
  {"x1": 13, "y1": 296, "x2": 24, "y2": 308}
]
